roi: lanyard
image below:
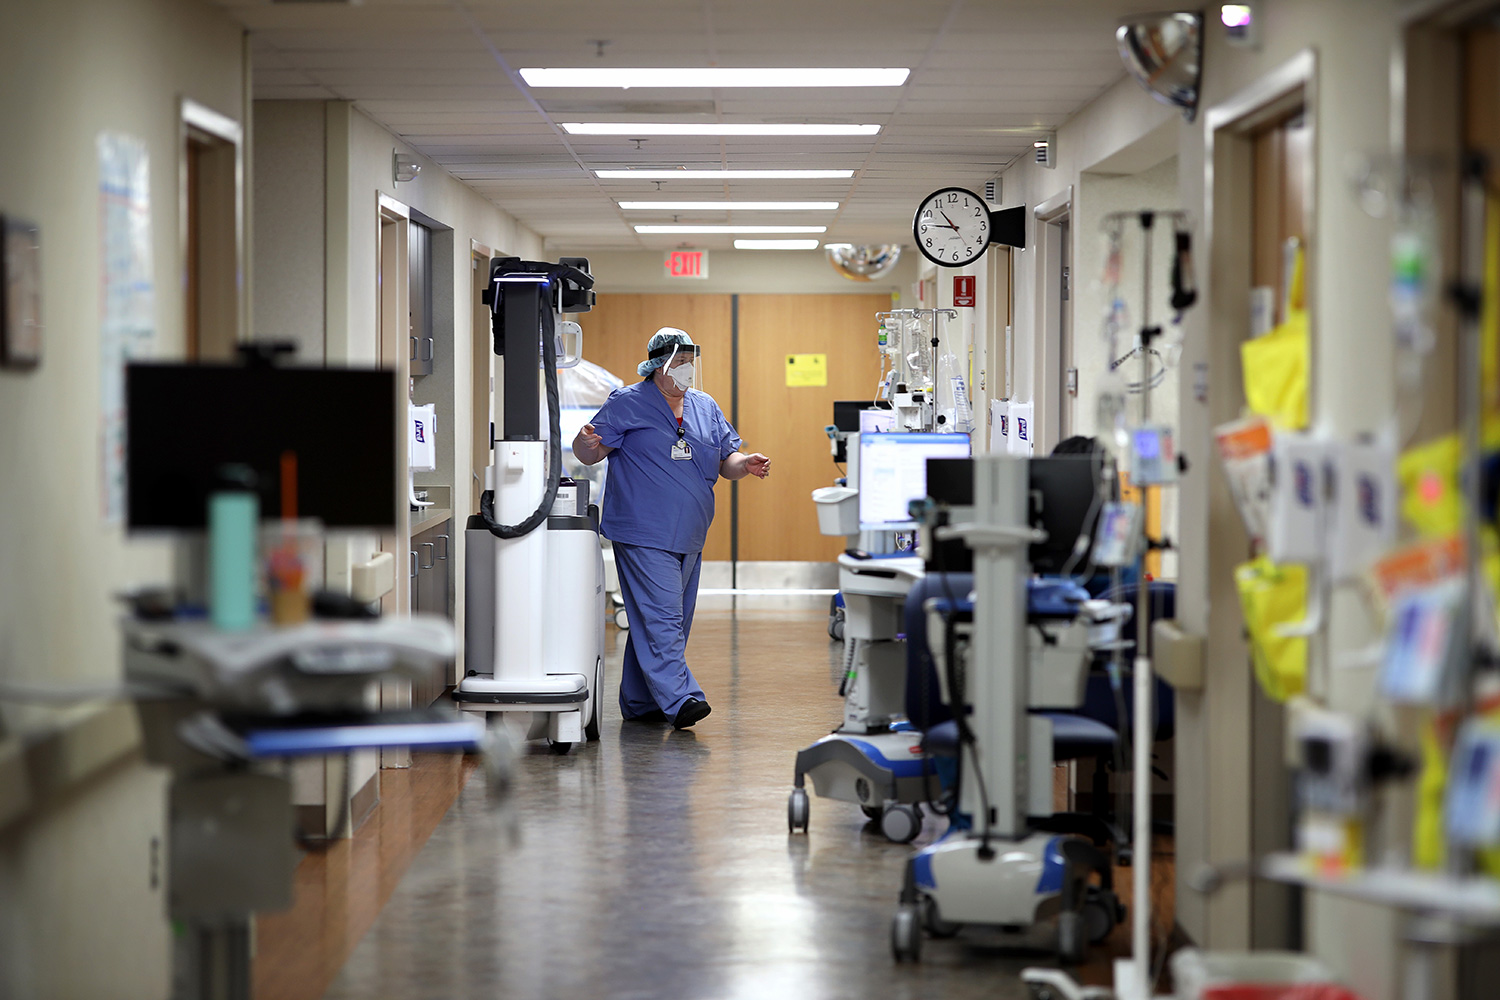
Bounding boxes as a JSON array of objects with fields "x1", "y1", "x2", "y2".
[{"x1": 675, "y1": 412, "x2": 685, "y2": 440}]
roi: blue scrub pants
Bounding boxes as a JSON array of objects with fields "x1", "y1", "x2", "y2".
[{"x1": 613, "y1": 542, "x2": 706, "y2": 720}]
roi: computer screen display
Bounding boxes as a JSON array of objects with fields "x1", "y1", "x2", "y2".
[
  {"x1": 858, "y1": 432, "x2": 972, "y2": 530},
  {"x1": 126, "y1": 363, "x2": 397, "y2": 530},
  {"x1": 1028, "y1": 454, "x2": 1109, "y2": 574}
]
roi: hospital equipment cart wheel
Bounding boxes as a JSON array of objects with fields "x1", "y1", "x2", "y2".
[
  {"x1": 890, "y1": 904, "x2": 922, "y2": 962},
  {"x1": 880, "y1": 802, "x2": 922, "y2": 843},
  {"x1": 548, "y1": 741, "x2": 573, "y2": 755},
  {"x1": 788, "y1": 788, "x2": 810, "y2": 833},
  {"x1": 1083, "y1": 886, "x2": 1121, "y2": 944},
  {"x1": 921, "y1": 895, "x2": 960, "y2": 938},
  {"x1": 1056, "y1": 909, "x2": 1086, "y2": 965},
  {"x1": 861, "y1": 804, "x2": 884, "y2": 821},
  {"x1": 614, "y1": 608, "x2": 630, "y2": 629},
  {"x1": 584, "y1": 657, "x2": 603, "y2": 741}
]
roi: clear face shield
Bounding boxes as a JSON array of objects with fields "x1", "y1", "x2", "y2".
[{"x1": 655, "y1": 343, "x2": 701, "y2": 393}]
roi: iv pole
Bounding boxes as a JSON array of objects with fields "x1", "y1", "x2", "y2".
[{"x1": 1025, "y1": 208, "x2": 1193, "y2": 1000}]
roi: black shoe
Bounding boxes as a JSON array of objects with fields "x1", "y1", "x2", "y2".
[
  {"x1": 673, "y1": 698, "x2": 712, "y2": 730},
  {"x1": 625, "y1": 709, "x2": 668, "y2": 724}
]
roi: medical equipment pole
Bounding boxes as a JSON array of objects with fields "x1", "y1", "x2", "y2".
[{"x1": 1130, "y1": 212, "x2": 1155, "y2": 1000}]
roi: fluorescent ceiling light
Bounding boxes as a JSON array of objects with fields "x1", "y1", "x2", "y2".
[
  {"x1": 634, "y1": 225, "x2": 828, "y2": 234},
  {"x1": 523, "y1": 68, "x2": 909, "y2": 89},
  {"x1": 619, "y1": 201, "x2": 838, "y2": 211},
  {"x1": 734, "y1": 239, "x2": 821, "y2": 250},
  {"x1": 597, "y1": 169, "x2": 855, "y2": 180},
  {"x1": 563, "y1": 123, "x2": 879, "y2": 136}
]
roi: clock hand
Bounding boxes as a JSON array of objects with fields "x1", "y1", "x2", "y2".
[{"x1": 940, "y1": 211, "x2": 960, "y2": 230}]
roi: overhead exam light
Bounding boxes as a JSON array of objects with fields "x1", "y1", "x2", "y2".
[
  {"x1": 824, "y1": 244, "x2": 902, "y2": 282},
  {"x1": 1116, "y1": 11, "x2": 1203, "y2": 122}
]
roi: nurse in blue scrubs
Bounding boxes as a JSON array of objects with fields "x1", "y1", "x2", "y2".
[{"x1": 572, "y1": 328, "x2": 770, "y2": 729}]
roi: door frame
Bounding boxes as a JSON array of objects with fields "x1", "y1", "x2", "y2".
[
  {"x1": 1180, "y1": 47, "x2": 1318, "y2": 952},
  {"x1": 1034, "y1": 186, "x2": 1073, "y2": 453},
  {"x1": 178, "y1": 98, "x2": 244, "y2": 361}
]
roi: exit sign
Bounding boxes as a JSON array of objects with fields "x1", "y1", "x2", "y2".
[
  {"x1": 953, "y1": 275, "x2": 976, "y2": 307},
  {"x1": 665, "y1": 250, "x2": 709, "y2": 279}
]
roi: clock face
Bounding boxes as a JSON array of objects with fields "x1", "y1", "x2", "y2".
[{"x1": 913, "y1": 187, "x2": 991, "y2": 267}]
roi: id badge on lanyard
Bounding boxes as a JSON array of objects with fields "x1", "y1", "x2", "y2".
[{"x1": 672, "y1": 416, "x2": 693, "y2": 461}]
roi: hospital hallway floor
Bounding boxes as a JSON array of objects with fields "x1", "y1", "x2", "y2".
[{"x1": 254, "y1": 604, "x2": 1175, "y2": 1000}]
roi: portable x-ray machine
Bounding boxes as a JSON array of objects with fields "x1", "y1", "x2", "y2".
[{"x1": 456, "y1": 257, "x2": 606, "y2": 753}]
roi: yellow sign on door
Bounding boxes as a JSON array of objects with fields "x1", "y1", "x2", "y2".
[{"x1": 785, "y1": 353, "x2": 827, "y2": 387}]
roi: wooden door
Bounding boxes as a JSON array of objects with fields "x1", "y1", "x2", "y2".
[
  {"x1": 736, "y1": 294, "x2": 888, "y2": 561},
  {"x1": 575, "y1": 293, "x2": 734, "y2": 560}
]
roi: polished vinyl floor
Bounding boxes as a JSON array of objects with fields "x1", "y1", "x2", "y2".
[{"x1": 262, "y1": 605, "x2": 1173, "y2": 1000}]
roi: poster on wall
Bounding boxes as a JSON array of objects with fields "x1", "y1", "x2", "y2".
[
  {"x1": 1007, "y1": 400, "x2": 1035, "y2": 456},
  {"x1": 990, "y1": 399, "x2": 1009, "y2": 452},
  {"x1": 98, "y1": 132, "x2": 155, "y2": 522}
]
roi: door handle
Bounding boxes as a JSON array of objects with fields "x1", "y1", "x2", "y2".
[
  {"x1": 409, "y1": 336, "x2": 418, "y2": 361},
  {"x1": 421, "y1": 542, "x2": 435, "y2": 570},
  {"x1": 410, "y1": 550, "x2": 418, "y2": 579},
  {"x1": 422, "y1": 337, "x2": 434, "y2": 362},
  {"x1": 436, "y1": 534, "x2": 449, "y2": 561}
]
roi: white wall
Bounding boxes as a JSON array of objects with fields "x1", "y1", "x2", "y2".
[
  {"x1": 568, "y1": 247, "x2": 918, "y2": 297},
  {"x1": 0, "y1": 0, "x2": 247, "y2": 994},
  {"x1": 1000, "y1": 79, "x2": 1178, "y2": 417},
  {"x1": 253, "y1": 101, "x2": 327, "y2": 362}
]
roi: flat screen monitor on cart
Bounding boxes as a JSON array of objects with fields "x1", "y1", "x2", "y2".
[{"x1": 858, "y1": 432, "x2": 972, "y2": 531}]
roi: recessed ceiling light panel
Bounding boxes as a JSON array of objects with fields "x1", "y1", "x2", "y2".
[
  {"x1": 734, "y1": 239, "x2": 822, "y2": 250},
  {"x1": 618, "y1": 201, "x2": 839, "y2": 211},
  {"x1": 563, "y1": 123, "x2": 880, "y2": 136},
  {"x1": 634, "y1": 225, "x2": 828, "y2": 234},
  {"x1": 596, "y1": 169, "x2": 855, "y2": 180},
  {"x1": 523, "y1": 68, "x2": 909, "y2": 88}
]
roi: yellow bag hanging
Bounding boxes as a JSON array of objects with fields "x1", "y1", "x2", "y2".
[
  {"x1": 1243, "y1": 246, "x2": 1310, "y2": 430},
  {"x1": 1413, "y1": 715, "x2": 1446, "y2": 870},
  {"x1": 1398, "y1": 434, "x2": 1463, "y2": 539},
  {"x1": 1234, "y1": 555, "x2": 1309, "y2": 702}
]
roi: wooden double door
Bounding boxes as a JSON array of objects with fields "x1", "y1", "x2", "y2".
[{"x1": 578, "y1": 292, "x2": 888, "y2": 563}]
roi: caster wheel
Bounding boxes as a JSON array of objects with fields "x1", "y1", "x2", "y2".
[
  {"x1": 614, "y1": 609, "x2": 630, "y2": 629},
  {"x1": 548, "y1": 741, "x2": 573, "y2": 755},
  {"x1": 1057, "y1": 909, "x2": 1086, "y2": 965},
  {"x1": 861, "y1": 804, "x2": 884, "y2": 821},
  {"x1": 891, "y1": 905, "x2": 922, "y2": 963},
  {"x1": 584, "y1": 658, "x2": 603, "y2": 741},
  {"x1": 921, "y1": 895, "x2": 960, "y2": 938},
  {"x1": 1083, "y1": 887, "x2": 1121, "y2": 944},
  {"x1": 788, "y1": 788, "x2": 810, "y2": 833},
  {"x1": 880, "y1": 803, "x2": 921, "y2": 844}
]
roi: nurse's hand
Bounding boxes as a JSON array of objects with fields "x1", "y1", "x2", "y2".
[
  {"x1": 573, "y1": 423, "x2": 612, "y2": 465},
  {"x1": 744, "y1": 453, "x2": 771, "y2": 479}
]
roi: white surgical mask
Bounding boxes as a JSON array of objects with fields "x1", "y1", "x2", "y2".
[{"x1": 668, "y1": 364, "x2": 694, "y2": 391}]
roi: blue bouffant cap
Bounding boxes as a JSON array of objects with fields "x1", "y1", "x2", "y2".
[{"x1": 637, "y1": 327, "x2": 695, "y2": 376}]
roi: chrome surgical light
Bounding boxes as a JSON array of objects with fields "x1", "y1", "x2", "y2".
[
  {"x1": 1116, "y1": 11, "x2": 1203, "y2": 122},
  {"x1": 825, "y1": 244, "x2": 902, "y2": 282}
]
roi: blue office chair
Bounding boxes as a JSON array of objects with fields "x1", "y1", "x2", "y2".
[{"x1": 903, "y1": 574, "x2": 1176, "y2": 841}]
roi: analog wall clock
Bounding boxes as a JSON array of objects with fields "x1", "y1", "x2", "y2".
[{"x1": 912, "y1": 188, "x2": 1026, "y2": 267}]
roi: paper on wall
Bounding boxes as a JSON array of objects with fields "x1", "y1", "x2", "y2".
[
  {"x1": 1267, "y1": 432, "x2": 1328, "y2": 564},
  {"x1": 1007, "y1": 400, "x2": 1035, "y2": 456},
  {"x1": 1214, "y1": 416, "x2": 1273, "y2": 546},
  {"x1": 990, "y1": 399, "x2": 1010, "y2": 453},
  {"x1": 1329, "y1": 439, "x2": 1398, "y2": 582},
  {"x1": 98, "y1": 132, "x2": 155, "y2": 522}
]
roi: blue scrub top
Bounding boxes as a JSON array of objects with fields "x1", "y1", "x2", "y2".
[{"x1": 591, "y1": 380, "x2": 742, "y2": 555}]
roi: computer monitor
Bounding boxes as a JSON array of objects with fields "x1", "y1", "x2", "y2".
[
  {"x1": 125, "y1": 362, "x2": 398, "y2": 530},
  {"x1": 1028, "y1": 454, "x2": 1109, "y2": 574},
  {"x1": 832, "y1": 399, "x2": 891, "y2": 433},
  {"x1": 858, "y1": 432, "x2": 972, "y2": 531}
]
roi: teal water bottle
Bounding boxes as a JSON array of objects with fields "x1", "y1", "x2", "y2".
[{"x1": 209, "y1": 465, "x2": 259, "y2": 631}]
